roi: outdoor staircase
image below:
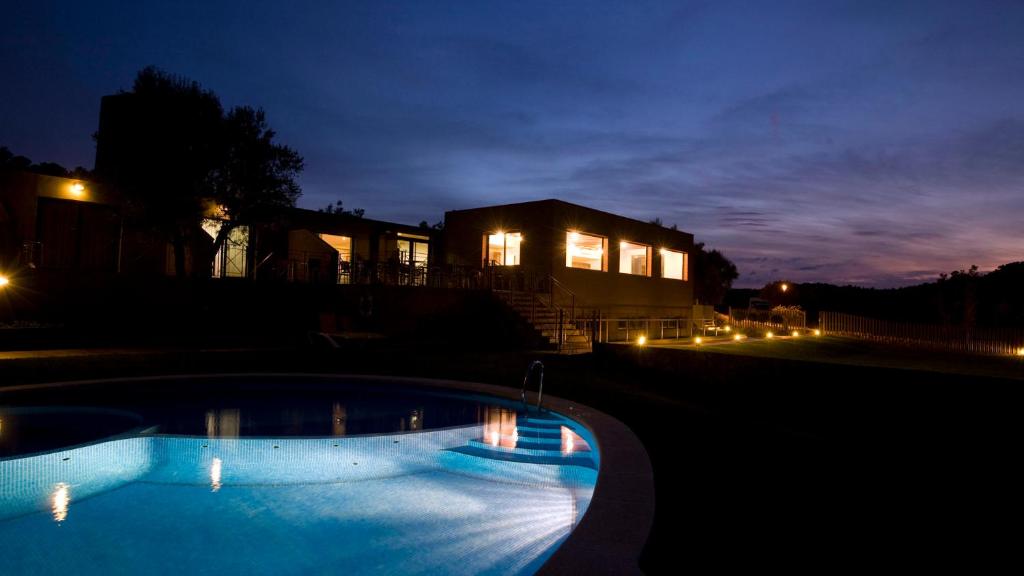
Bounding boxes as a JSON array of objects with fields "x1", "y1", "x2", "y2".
[
  {"x1": 501, "y1": 291, "x2": 592, "y2": 354},
  {"x1": 448, "y1": 412, "x2": 597, "y2": 469}
]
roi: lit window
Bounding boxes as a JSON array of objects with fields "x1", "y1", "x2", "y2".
[
  {"x1": 398, "y1": 238, "x2": 429, "y2": 285},
  {"x1": 618, "y1": 241, "x2": 651, "y2": 276},
  {"x1": 202, "y1": 219, "x2": 249, "y2": 278},
  {"x1": 320, "y1": 234, "x2": 353, "y2": 284},
  {"x1": 660, "y1": 249, "x2": 687, "y2": 280},
  {"x1": 486, "y1": 232, "x2": 522, "y2": 266},
  {"x1": 566, "y1": 231, "x2": 606, "y2": 271}
]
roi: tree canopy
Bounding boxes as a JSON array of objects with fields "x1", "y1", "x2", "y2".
[
  {"x1": 95, "y1": 66, "x2": 303, "y2": 277},
  {"x1": 692, "y1": 242, "x2": 739, "y2": 305},
  {"x1": 0, "y1": 146, "x2": 93, "y2": 179}
]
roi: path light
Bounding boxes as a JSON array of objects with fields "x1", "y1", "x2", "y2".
[
  {"x1": 766, "y1": 331, "x2": 774, "y2": 339},
  {"x1": 791, "y1": 330, "x2": 800, "y2": 337},
  {"x1": 694, "y1": 336, "x2": 703, "y2": 345},
  {"x1": 814, "y1": 329, "x2": 821, "y2": 336},
  {"x1": 636, "y1": 335, "x2": 647, "y2": 346}
]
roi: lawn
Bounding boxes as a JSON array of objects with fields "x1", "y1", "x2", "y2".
[{"x1": 647, "y1": 334, "x2": 1024, "y2": 380}]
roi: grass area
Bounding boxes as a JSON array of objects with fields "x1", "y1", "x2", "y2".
[{"x1": 649, "y1": 334, "x2": 1024, "y2": 380}]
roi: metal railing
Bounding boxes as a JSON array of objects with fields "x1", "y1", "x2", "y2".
[
  {"x1": 521, "y1": 360, "x2": 545, "y2": 410},
  {"x1": 575, "y1": 316, "x2": 694, "y2": 343},
  {"x1": 489, "y1": 269, "x2": 596, "y2": 352}
]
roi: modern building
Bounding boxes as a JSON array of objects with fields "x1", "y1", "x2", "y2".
[
  {"x1": 444, "y1": 199, "x2": 695, "y2": 348},
  {"x1": 3, "y1": 164, "x2": 696, "y2": 350}
]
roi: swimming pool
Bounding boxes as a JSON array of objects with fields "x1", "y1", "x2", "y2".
[{"x1": 0, "y1": 376, "x2": 599, "y2": 575}]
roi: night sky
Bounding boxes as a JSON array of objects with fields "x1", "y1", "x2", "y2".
[{"x1": 3, "y1": 1, "x2": 1022, "y2": 287}]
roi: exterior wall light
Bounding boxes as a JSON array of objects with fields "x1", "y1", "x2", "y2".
[
  {"x1": 637, "y1": 335, "x2": 647, "y2": 346},
  {"x1": 70, "y1": 182, "x2": 85, "y2": 197}
]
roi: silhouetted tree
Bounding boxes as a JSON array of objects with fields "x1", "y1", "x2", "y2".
[
  {"x1": 0, "y1": 146, "x2": 93, "y2": 179},
  {"x1": 209, "y1": 105, "x2": 303, "y2": 271},
  {"x1": 692, "y1": 243, "x2": 739, "y2": 305},
  {"x1": 1, "y1": 147, "x2": 34, "y2": 172},
  {"x1": 95, "y1": 66, "x2": 225, "y2": 277},
  {"x1": 648, "y1": 217, "x2": 679, "y2": 231},
  {"x1": 319, "y1": 200, "x2": 364, "y2": 217}
]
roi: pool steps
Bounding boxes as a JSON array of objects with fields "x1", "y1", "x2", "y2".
[{"x1": 447, "y1": 414, "x2": 597, "y2": 469}]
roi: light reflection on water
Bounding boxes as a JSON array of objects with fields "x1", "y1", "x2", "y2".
[
  {"x1": 562, "y1": 427, "x2": 575, "y2": 455},
  {"x1": 51, "y1": 483, "x2": 70, "y2": 523},
  {"x1": 210, "y1": 458, "x2": 223, "y2": 492},
  {"x1": 482, "y1": 406, "x2": 519, "y2": 448}
]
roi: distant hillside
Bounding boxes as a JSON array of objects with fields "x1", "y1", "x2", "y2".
[{"x1": 725, "y1": 262, "x2": 1024, "y2": 328}]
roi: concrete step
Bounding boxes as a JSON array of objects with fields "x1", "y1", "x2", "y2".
[{"x1": 518, "y1": 417, "x2": 564, "y2": 429}]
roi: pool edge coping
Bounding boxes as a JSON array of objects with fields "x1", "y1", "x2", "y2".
[{"x1": 1, "y1": 372, "x2": 655, "y2": 575}]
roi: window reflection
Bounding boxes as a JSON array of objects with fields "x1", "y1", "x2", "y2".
[
  {"x1": 408, "y1": 408, "x2": 423, "y2": 431},
  {"x1": 482, "y1": 407, "x2": 518, "y2": 448},
  {"x1": 561, "y1": 426, "x2": 575, "y2": 455},
  {"x1": 332, "y1": 403, "x2": 347, "y2": 437},
  {"x1": 52, "y1": 483, "x2": 70, "y2": 523},
  {"x1": 210, "y1": 458, "x2": 223, "y2": 492},
  {"x1": 205, "y1": 409, "x2": 241, "y2": 438}
]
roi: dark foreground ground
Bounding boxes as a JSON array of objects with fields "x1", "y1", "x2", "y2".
[{"x1": 1, "y1": 340, "x2": 1020, "y2": 573}]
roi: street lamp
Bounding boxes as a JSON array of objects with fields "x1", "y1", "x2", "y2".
[{"x1": 780, "y1": 282, "x2": 789, "y2": 293}]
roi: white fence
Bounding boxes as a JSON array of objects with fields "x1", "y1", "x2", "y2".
[{"x1": 820, "y1": 311, "x2": 1024, "y2": 356}]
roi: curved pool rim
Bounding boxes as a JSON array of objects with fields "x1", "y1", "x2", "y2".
[{"x1": 0, "y1": 373, "x2": 655, "y2": 575}]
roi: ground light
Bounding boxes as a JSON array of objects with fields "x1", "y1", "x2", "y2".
[
  {"x1": 636, "y1": 335, "x2": 647, "y2": 346},
  {"x1": 766, "y1": 331, "x2": 774, "y2": 338},
  {"x1": 733, "y1": 334, "x2": 744, "y2": 341},
  {"x1": 791, "y1": 330, "x2": 800, "y2": 337}
]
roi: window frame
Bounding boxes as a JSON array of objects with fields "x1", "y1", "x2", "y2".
[
  {"x1": 617, "y1": 240, "x2": 652, "y2": 277},
  {"x1": 565, "y1": 230, "x2": 608, "y2": 272},
  {"x1": 659, "y1": 248, "x2": 688, "y2": 281},
  {"x1": 483, "y1": 231, "x2": 523, "y2": 267}
]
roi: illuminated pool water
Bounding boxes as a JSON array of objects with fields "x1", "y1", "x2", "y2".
[{"x1": 0, "y1": 381, "x2": 598, "y2": 575}]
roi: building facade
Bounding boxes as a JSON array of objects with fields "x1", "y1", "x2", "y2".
[{"x1": 444, "y1": 199, "x2": 694, "y2": 319}]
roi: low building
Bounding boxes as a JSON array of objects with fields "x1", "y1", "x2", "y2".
[
  {"x1": 270, "y1": 208, "x2": 437, "y2": 286},
  {"x1": 0, "y1": 171, "x2": 121, "y2": 276},
  {"x1": 444, "y1": 199, "x2": 695, "y2": 345}
]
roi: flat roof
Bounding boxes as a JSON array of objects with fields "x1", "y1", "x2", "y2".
[{"x1": 445, "y1": 198, "x2": 692, "y2": 237}]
